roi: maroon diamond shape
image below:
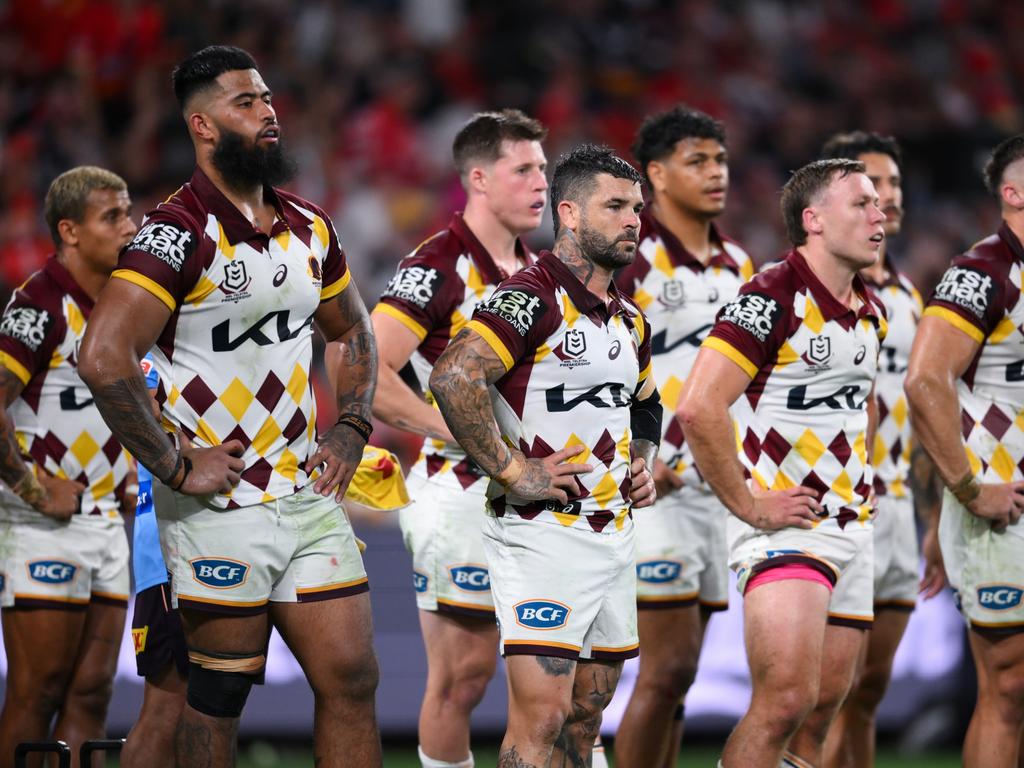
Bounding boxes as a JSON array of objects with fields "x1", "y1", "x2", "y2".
[
  {"x1": 282, "y1": 409, "x2": 308, "y2": 442},
  {"x1": 453, "y1": 460, "x2": 480, "y2": 490},
  {"x1": 243, "y1": 457, "x2": 273, "y2": 490},
  {"x1": 589, "y1": 512, "x2": 613, "y2": 532},
  {"x1": 888, "y1": 436, "x2": 903, "y2": 466},
  {"x1": 663, "y1": 419, "x2": 684, "y2": 449},
  {"x1": 828, "y1": 432, "x2": 852, "y2": 465},
  {"x1": 877, "y1": 398, "x2": 889, "y2": 424},
  {"x1": 800, "y1": 470, "x2": 829, "y2": 498},
  {"x1": 180, "y1": 376, "x2": 217, "y2": 416},
  {"x1": 761, "y1": 428, "x2": 791, "y2": 466},
  {"x1": 223, "y1": 424, "x2": 252, "y2": 450},
  {"x1": 592, "y1": 430, "x2": 617, "y2": 468},
  {"x1": 961, "y1": 410, "x2": 975, "y2": 440},
  {"x1": 102, "y1": 435, "x2": 123, "y2": 465},
  {"x1": 491, "y1": 496, "x2": 506, "y2": 517},
  {"x1": 255, "y1": 373, "x2": 286, "y2": 411},
  {"x1": 742, "y1": 428, "x2": 762, "y2": 465},
  {"x1": 981, "y1": 404, "x2": 1012, "y2": 440},
  {"x1": 425, "y1": 454, "x2": 445, "y2": 477},
  {"x1": 836, "y1": 507, "x2": 858, "y2": 529}
]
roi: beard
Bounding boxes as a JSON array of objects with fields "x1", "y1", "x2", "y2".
[
  {"x1": 577, "y1": 224, "x2": 638, "y2": 270},
  {"x1": 211, "y1": 127, "x2": 297, "y2": 192}
]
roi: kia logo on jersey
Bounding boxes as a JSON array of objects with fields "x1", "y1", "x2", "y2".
[
  {"x1": 637, "y1": 560, "x2": 682, "y2": 584},
  {"x1": 190, "y1": 558, "x2": 249, "y2": 589},
  {"x1": 27, "y1": 560, "x2": 77, "y2": 584},
  {"x1": 413, "y1": 572, "x2": 428, "y2": 593},
  {"x1": 449, "y1": 565, "x2": 490, "y2": 592},
  {"x1": 977, "y1": 585, "x2": 1023, "y2": 611}
]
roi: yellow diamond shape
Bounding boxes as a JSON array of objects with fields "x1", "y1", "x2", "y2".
[
  {"x1": 65, "y1": 300, "x2": 85, "y2": 336},
  {"x1": 563, "y1": 433, "x2": 592, "y2": 465},
  {"x1": 1014, "y1": 410, "x2": 1024, "y2": 433},
  {"x1": 274, "y1": 230, "x2": 291, "y2": 252},
  {"x1": 194, "y1": 419, "x2": 221, "y2": 447},
  {"x1": 252, "y1": 416, "x2": 283, "y2": 456},
  {"x1": 632, "y1": 288, "x2": 654, "y2": 311},
  {"x1": 794, "y1": 428, "x2": 826, "y2": 466},
  {"x1": 217, "y1": 222, "x2": 236, "y2": 260},
  {"x1": 661, "y1": 375, "x2": 684, "y2": 411},
  {"x1": 48, "y1": 351, "x2": 64, "y2": 369},
  {"x1": 873, "y1": 433, "x2": 887, "y2": 465},
  {"x1": 553, "y1": 511, "x2": 578, "y2": 527},
  {"x1": 185, "y1": 276, "x2": 218, "y2": 306},
  {"x1": 287, "y1": 364, "x2": 308, "y2": 406},
  {"x1": 771, "y1": 470, "x2": 795, "y2": 491},
  {"x1": 891, "y1": 396, "x2": 908, "y2": 429},
  {"x1": 965, "y1": 446, "x2": 982, "y2": 476},
  {"x1": 591, "y1": 472, "x2": 621, "y2": 508},
  {"x1": 653, "y1": 243, "x2": 673, "y2": 277},
  {"x1": 275, "y1": 448, "x2": 299, "y2": 482},
  {"x1": 991, "y1": 443, "x2": 1016, "y2": 482},
  {"x1": 561, "y1": 293, "x2": 581, "y2": 328},
  {"x1": 802, "y1": 299, "x2": 825, "y2": 334},
  {"x1": 989, "y1": 316, "x2": 1017, "y2": 344},
  {"x1": 449, "y1": 309, "x2": 468, "y2": 338},
  {"x1": 534, "y1": 343, "x2": 552, "y2": 363},
  {"x1": 168, "y1": 385, "x2": 181, "y2": 406},
  {"x1": 311, "y1": 216, "x2": 330, "y2": 250},
  {"x1": 616, "y1": 429, "x2": 631, "y2": 462},
  {"x1": 70, "y1": 432, "x2": 100, "y2": 467},
  {"x1": 615, "y1": 507, "x2": 629, "y2": 531},
  {"x1": 466, "y1": 264, "x2": 486, "y2": 299},
  {"x1": 775, "y1": 340, "x2": 800, "y2": 368},
  {"x1": 91, "y1": 471, "x2": 115, "y2": 501},
  {"x1": 834, "y1": 470, "x2": 854, "y2": 503},
  {"x1": 853, "y1": 432, "x2": 867, "y2": 464},
  {"x1": 220, "y1": 378, "x2": 254, "y2": 422}
]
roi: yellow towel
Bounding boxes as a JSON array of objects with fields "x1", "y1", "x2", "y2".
[{"x1": 345, "y1": 445, "x2": 410, "y2": 512}]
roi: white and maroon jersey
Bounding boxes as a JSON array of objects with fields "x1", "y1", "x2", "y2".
[
  {"x1": 466, "y1": 251, "x2": 653, "y2": 532},
  {"x1": 863, "y1": 261, "x2": 923, "y2": 499},
  {"x1": 704, "y1": 249, "x2": 886, "y2": 529},
  {"x1": 114, "y1": 169, "x2": 351, "y2": 509},
  {"x1": 375, "y1": 214, "x2": 531, "y2": 492},
  {"x1": 923, "y1": 224, "x2": 1024, "y2": 483},
  {"x1": 618, "y1": 209, "x2": 753, "y2": 487},
  {"x1": 0, "y1": 258, "x2": 130, "y2": 522}
]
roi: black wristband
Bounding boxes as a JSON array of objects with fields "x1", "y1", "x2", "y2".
[
  {"x1": 335, "y1": 413, "x2": 373, "y2": 443},
  {"x1": 171, "y1": 455, "x2": 193, "y2": 491}
]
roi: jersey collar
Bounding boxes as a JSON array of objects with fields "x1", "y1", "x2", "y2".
[
  {"x1": 449, "y1": 213, "x2": 530, "y2": 283},
  {"x1": 44, "y1": 256, "x2": 96, "y2": 315},
  {"x1": 189, "y1": 167, "x2": 311, "y2": 246},
  {"x1": 641, "y1": 207, "x2": 739, "y2": 272},
  {"x1": 537, "y1": 250, "x2": 632, "y2": 320},
  {"x1": 787, "y1": 248, "x2": 880, "y2": 323}
]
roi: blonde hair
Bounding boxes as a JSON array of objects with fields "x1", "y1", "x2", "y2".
[{"x1": 44, "y1": 166, "x2": 127, "y2": 247}]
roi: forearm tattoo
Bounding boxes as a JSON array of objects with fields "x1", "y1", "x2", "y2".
[
  {"x1": 332, "y1": 289, "x2": 378, "y2": 423},
  {"x1": 430, "y1": 329, "x2": 513, "y2": 478},
  {"x1": 0, "y1": 367, "x2": 31, "y2": 487},
  {"x1": 90, "y1": 375, "x2": 179, "y2": 483}
]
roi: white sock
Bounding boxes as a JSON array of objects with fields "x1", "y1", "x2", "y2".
[
  {"x1": 591, "y1": 736, "x2": 609, "y2": 768},
  {"x1": 417, "y1": 746, "x2": 474, "y2": 768}
]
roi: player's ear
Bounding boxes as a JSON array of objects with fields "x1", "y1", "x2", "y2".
[
  {"x1": 557, "y1": 199, "x2": 579, "y2": 232},
  {"x1": 188, "y1": 111, "x2": 216, "y2": 143},
  {"x1": 467, "y1": 164, "x2": 488, "y2": 195},
  {"x1": 57, "y1": 219, "x2": 78, "y2": 249},
  {"x1": 1001, "y1": 181, "x2": 1024, "y2": 211},
  {"x1": 802, "y1": 205, "x2": 823, "y2": 237},
  {"x1": 646, "y1": 162, "x2": 665, "y2": 195}
]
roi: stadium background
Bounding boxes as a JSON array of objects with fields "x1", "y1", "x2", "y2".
[{"x1": 2, "y1": 0, "x2": 1021, "y2": 763}]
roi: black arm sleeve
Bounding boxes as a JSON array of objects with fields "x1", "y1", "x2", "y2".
[{"x1": 630, "y1": 388, "x2": 663, "y2": 446}]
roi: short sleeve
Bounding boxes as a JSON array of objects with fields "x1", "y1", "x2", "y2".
[
  {"x1": 703, "y1": 290, "x2": 787, "y2": 378},
  {"x1": 466, "y1": 284, "x2": 554, "y2": 371},
  {"x1": 923, "y1": 258, "x2": 1002, "y2": 343},
  {"x1": 632, "y1": 311, "x2": 653, "y2": 385},
  {"x1": 0, "y1": 293, "x2": 63, "y2": 385},
  {"x1": 376, "y1": 251, "x2": 459, "y2": 342},
  {"x1": 113, "y1": 213, "x2": 202, "y2": 311},
  {"x1": 317, "y1": 213, "x2": 350, "y2": 302}
]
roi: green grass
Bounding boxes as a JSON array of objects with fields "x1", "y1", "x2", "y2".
[{"x1": 233, "y1": 743, "x2": 962, "y2": 767}]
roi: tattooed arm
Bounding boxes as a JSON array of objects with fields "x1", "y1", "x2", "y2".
[
  {"x1": 312, "y1": 280, "x2": 378, "y2": 501},
  {"x1": 430, "y1": 328, "x2": 591, "y2": 503},
  {"x1": 79, "y1": 279, "x2": 245, "y2": 494},
  {"x1": 910, "y1": 441, "x2": 947, "y2": 598},
  {"x1": 361, "y1": 308, "x2": 453, "y2": 442}
]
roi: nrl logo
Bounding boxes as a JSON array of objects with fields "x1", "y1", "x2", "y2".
[
  {"x1": 659, "y1": 280, "x2": 686, "y2": 308},
  {"x1": 553, "y1": 328, "x2": 590, "y2": 368},
  {"x1": 219, "y1": 260, "x2": 252, "y2": 302},
  {"x1": 801, "y1": 334, "x2": 832, "y2": 371}
]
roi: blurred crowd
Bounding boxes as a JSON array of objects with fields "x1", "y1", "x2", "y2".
[{"x1": 3, "y1": 0, "x2": 1023, "y2": 460}]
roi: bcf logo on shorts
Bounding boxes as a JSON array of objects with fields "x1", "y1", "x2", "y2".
[
  {"x1": 514, "y1": 599, "x2": 571, "y2": 630},
  {"x1": 637, "y1": 560, "x2": 682, "y2": 584},
  {"x1": 413, "y1": 572, "x2": 429, "y2": 593},
  {"x1": 977, "y1": 584, "x2": 1024, "y2": 611},
  {"x1": 27, "y1": 560, "x2": 77, "y2": 584},
  {"x1": 190, "y1": 558, "x2": 249, "y2": 589},
  {"x1": 449, "y1": 565, "x2": 490, "y2": 592}
]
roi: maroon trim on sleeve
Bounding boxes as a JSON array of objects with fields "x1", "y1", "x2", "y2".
[
  {"x1": 0, "y1": 260, "x2": 67, "y2": 383},
  {"x1": 470, "y1": 260, "x2": 560, "y2": 366}
]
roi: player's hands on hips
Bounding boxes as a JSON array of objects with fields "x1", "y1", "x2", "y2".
[
  {"x1": 742, "y1": 482, "x2": 823, "y2": 530},
  {"x1": 509, "y1": 445, "x2": 592, "y2": 505},
  {"x1": 630, "y1": 457, "x2": 656, "y2": 508},
  {"x1": 305, "y1": 424, "x2": 363, "y2": 503},
  {"x1": 653, "y1": 458, "x2": 683, "y2": 499},
  {"x1": 179, "y1": 440, "x2": 246, "y2": 495},
  {"x1": 34, "y1": 474, "x2": 85, "y2": 521},
  {"x1": 919, "y1": 522, "x2": 947, "y2": 599},
  {"x1": 966, "y1": 481, "x2": 1024, "y2": 532}
]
